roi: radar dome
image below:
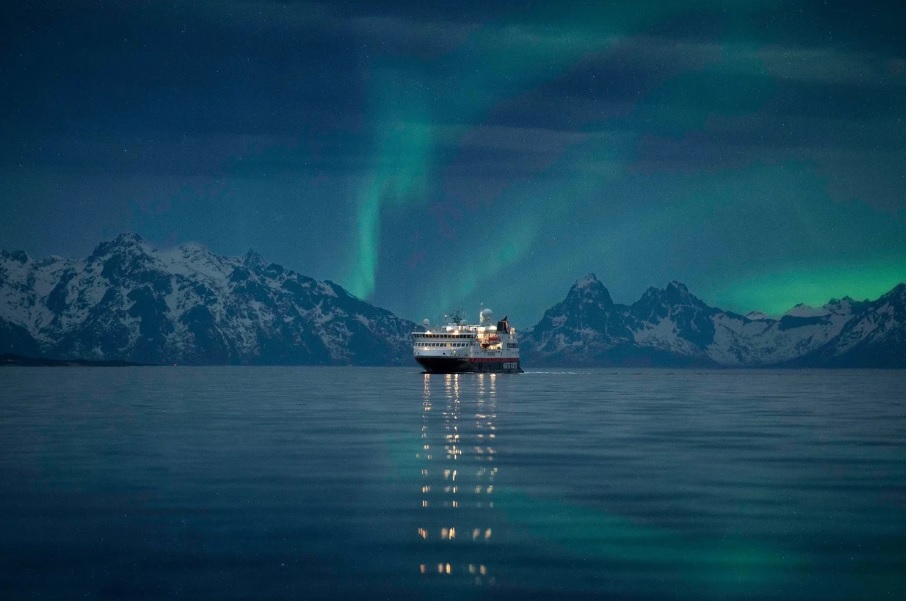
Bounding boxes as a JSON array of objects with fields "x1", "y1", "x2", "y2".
[
  {"x1": 422, "y1": 319, "x2": 430, "y2": 328},
  {"x1": 480, "y1": 308, "x2": 493, "y2": 323}
]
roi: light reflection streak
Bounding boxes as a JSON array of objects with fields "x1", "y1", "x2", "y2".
[
  {"x1": 417, "y1": 373, "x2": 498, "y2": 585},
  {"x1": 405, "y1": 372, "x2": 811, "y2": 597}
]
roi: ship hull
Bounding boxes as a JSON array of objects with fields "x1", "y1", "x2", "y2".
[{"x1": 416, "y1": 356, "x2": 523, "y2": 374}]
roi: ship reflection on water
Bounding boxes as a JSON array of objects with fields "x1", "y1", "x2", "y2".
[{"x1": 416, "y1": 373, "x2": 498, "y2": 586}]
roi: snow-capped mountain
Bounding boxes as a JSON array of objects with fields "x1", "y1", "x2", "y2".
[
  {"x1": 0, "y1": 234, "x2": 416, "y2": 365},
  {"x1": 524, "y1": 274, "x2": 637, "y2": 364},
  {"x1": 521, "y1": 274, "x2": 906, "y2": 368},
  {"x1": 4, "y1": 239, "x2": 902, "y2": 368},
  {"x1": 788, "y1": 284, "x2": 906, "y2": 368}
]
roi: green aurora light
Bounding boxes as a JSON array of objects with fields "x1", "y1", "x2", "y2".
[
  {"x1": 338, "y1": 0, "x2": 904, "y2": 320},
  {"x1": 343, "y1": 2, "x2": 781, "y2": 301}
]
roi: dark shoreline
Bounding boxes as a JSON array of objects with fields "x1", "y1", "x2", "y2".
[{"x1": 0, "y1": 354, "x2": 144, "y2": 367}]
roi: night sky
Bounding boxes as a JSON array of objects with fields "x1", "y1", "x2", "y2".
[{"x1": 2, "y1": 1, "x2": 905, "y2": 324}]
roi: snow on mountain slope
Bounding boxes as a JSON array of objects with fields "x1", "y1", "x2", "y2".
[
  {"x1": 521, "y1": 274, "x2": 633, "y2": 363},
  {"x1": 628, "y1": 282, "x2": 717, "y2": 359},
  {"x1": 5, "y1": 239, "x2": 903, "y2": 368},
  {"x1": 0, "y1": 234, "x2": 416, "y2": 365},
  {"x1": 792, "y1": 284, "x2": 906, "y2": 367},
  {"x1": 522, "y1": 274, "x2": 905, "y2": 367},
  {"x1": 706, "y1": 308, "x2": 853, "y2": 366},
  {"x1": 784, "y1": 303, "x2": 828, "y2": 318}
]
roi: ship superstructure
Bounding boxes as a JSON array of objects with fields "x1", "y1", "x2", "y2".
[{"x1": 412, "y1": 309, "x2": 523, "y2": 373}]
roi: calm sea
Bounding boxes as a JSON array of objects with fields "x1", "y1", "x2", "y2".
[{"x1": 1, "y1": 367, "x2": 904, "y2": 600}]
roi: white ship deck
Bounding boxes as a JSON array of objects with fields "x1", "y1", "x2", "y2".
[{"x1": 411, "y1": 310, "x2": 522, "y2": 373}]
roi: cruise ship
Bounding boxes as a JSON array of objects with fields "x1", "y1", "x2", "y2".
[{"x1": 412, "y1": 308, "x2": 523, "y2": 373}]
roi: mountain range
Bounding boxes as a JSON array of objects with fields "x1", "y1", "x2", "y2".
[
  {"x1": 0, "y1": 234, "x2": 414, "y2": 365},
  {"x1": 1, "y1": 235, "x2": 904, "y2": 367},
  {"x1": 520, "y1": 274, "x2": 906, "y2": 368}
]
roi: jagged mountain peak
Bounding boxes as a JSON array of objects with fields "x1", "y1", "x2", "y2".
[
  {"x1": 880, "y1": 282, "x2": 906, "y2": 301},
  {"x1": 90, "y1": 232, "x2": 152, "y2": 259},
  {"x1": 520, "y1": 274, "x2": 631, "y2": 363},
  {"x1": 789, "y1": 281, "x2": 906, "y2": 368},
  {"x1": 243, "y1": 249, "x2": 266, "y2": 268},
  {"x1": 666, "y1": 280, "x2": 697, "y2": 297},
  {"x1": 664, "y1": 281, "x2": 705, "y2": 307},
  {"x1": 784, "y1": 303, "x2": 827, "y2": 318},
  {"x1": 107, "y1": 232, "x2": 146, "y2": 248},
  {"x1": 0, "y1": 235, "x2": 417, "y2": 365},
  {"x1": 746, "y1": 311, "x2": 771, "y2": 321},
  {"x1": 824, "y1": 296, "x2": 871, "y2": 316},
  {"x1": 634, "y1": 281, "x2": 708, "y2": 312},
  {"x1": 566, "y1": 273, "x2": 613, "y2": 307},
  {"x1": 784, "y1": 294, "x2": 874, "y2": 318},
  {"x1": 523, "y1": 276, "x2": 906, "y2": 368},
  {"x1": 321, "y1": 280, "x2": 344, "y2": 298},
  {"x1": 1, "y1": 249, "x2": 30, "y2": 264},
  {"x1": 573, "y1": 273, "x2": 600, "y2": 288},
  {"x1": 117, "y1": 232, "x2": 143, "y2": 243}
]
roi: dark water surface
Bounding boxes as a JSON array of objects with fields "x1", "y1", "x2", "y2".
[{"x1": 1, "y1": 367, "x2": 904, "y2": 600}]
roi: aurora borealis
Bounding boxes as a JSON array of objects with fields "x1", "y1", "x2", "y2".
[{"x1": 2, "y1": 1, "x2": 905, "y2": 323}]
